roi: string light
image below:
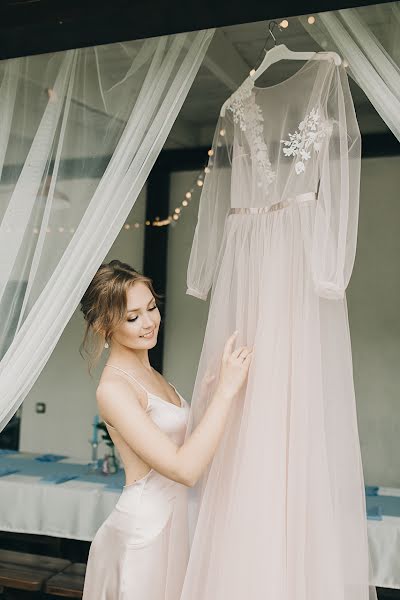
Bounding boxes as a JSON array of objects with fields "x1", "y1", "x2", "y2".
[{"x1": 28, "y1": 147, "x2": 215, "y2": 234}]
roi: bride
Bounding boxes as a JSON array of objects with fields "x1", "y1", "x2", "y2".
[{"x1": 80, "y1": 259, "x2": 252, "y2": 599}]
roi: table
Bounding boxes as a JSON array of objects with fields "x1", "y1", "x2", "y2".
[
  {"x1": 1, "y1": 452, "x2": 400, "y2": 589},
  {"x1": 366, "y1": 487, "x2": 400, "y2": 590},
  {"x1": 0, "y1": 451, "x2": 124, "y2": 542}
]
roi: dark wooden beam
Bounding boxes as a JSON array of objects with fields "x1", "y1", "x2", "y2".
[
  {"x1": 143, "y1": 167, "x2": 170, "y2": 373},
  {"x1": 361, "y1": 132, "x2": 399, "y2": 159},
  {"x1": 0, "y1": 0, "x2": 390, "y2": 60}
]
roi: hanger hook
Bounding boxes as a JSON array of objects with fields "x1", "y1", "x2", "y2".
[{"x1": 268, "y1": 20, "x2": 280, "y2": 46}]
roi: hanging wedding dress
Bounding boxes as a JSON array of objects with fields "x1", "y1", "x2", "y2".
[{"x1": 182, "y1": 55, "x2": 375, "y2": 600}]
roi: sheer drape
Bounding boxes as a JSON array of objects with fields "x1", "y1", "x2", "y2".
[
  {"x1": 0, "y1": 29, "x2": 214, "y2": 431},
  {"x1": 300, "y1": 3, "x2": 400, "y2": 141}
]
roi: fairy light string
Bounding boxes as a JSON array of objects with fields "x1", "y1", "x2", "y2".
[{"x1": 31, "y1": 148, "x2": 214, "y2": 235}]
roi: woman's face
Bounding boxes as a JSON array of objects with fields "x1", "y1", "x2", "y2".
[{"x1": 111, "y1": 281, "x2": 161, "y2": 350}]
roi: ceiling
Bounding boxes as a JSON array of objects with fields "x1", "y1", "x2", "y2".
[{"x1": 167, "y1": 4, "x2": 397, "y2": 149}]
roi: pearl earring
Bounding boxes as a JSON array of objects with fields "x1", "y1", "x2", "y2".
[{"x1": 104, "y1": 341, "x2": 109, "y2": 349}]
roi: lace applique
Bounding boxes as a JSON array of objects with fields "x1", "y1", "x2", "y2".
[
  {"x1": 225, "y1": 78, "x2": 275, "y2": 190},
  {"x1": 281, "y1": 107, "x2": 332, "y2": 175}
]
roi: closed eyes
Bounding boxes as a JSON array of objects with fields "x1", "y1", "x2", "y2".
[{"x1": 127, "y1": 305, "x2": 157, "y2": 322}]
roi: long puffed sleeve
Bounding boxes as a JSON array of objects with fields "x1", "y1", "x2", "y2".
[
  {"x1": 186, "y1": 111, "x2": 233, "y2": 301},
  {"x1": 312, "y1": 62, "x2": 361, "y2": 300}
]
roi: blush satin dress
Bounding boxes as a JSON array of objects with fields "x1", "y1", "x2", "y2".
[{"x1": 82, "y1": 365, "x2": 190, "y2": 600}]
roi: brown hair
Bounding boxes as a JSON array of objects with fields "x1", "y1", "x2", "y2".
[{"x1": 79, "y1": 260, "x2": 162, "y2": 374}]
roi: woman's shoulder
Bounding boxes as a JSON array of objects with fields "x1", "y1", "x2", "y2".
[{"x1": 96, "y1": 370, "x2": 147, "y2": 412}]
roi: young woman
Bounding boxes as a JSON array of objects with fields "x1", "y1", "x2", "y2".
[{"x1": 80, "y1": 259, "x2": 252, "y2": 600}]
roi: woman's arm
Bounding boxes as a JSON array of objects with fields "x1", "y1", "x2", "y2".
[{"x1": 97, "y1": 332, "x2": 252, "y2": 487}]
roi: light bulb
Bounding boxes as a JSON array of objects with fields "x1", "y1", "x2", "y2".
[
  {"x1": 182, "y1": 200, "x2": 188, "y2": 207},
  {"x1": 124, "y1": 223, "x2": 130, "y2": 230},
  {"x1": 280, "y1": 19, "x2": 289, "y2": 28},
  {"x1": 220, "y1": 128, "x2": 226, "y2": 136},
  {"x1": 134, "y1": 223, "x2": 140, "y2": 228},
  {"x1": 249, "y1": 68, "x2": 256, "y2": 76},
  {"x1": 185, "y1": 191, "x2": 192, "y2": 199},
  {"x1": 204, "y1": 166, "x2": 210, "y2": 174},
  {"x1": 208, "y1": 149, "x2": 214, "y2": 157},
  {"x1": 173, "y1": 214, "x2": 179, "y2": 221},
  {"x1": 175, "y1": 208, "x2": 181, "y2": 214},
  {"x1": 197, "y1": 179, "x2": 204, "y2": 187},
  {"x1": 307, "y1": 15, "x2": 316, "y2": 24}
]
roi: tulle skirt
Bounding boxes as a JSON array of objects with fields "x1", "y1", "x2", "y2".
[
  {"x1": 82, "y1": 470, "x2": 189, "y2": 600},
  {"x1": 182, "y1": 199, "x2": 375, "y2": 600}
]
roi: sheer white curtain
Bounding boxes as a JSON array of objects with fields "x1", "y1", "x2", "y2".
[
  {"x1": 0, "y1": 29, "x2": 214, "y2": 431},
  {"x1": 300, "y1": 3, "x2": 400, "y2": 141}
]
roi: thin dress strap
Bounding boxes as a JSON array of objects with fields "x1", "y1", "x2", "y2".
[
  {"x1": 104, "y1": 364, "x2": 150, "y2": 394},
  {"x1": 102, "y1": 364, "x2": 150, "y2": 429}
]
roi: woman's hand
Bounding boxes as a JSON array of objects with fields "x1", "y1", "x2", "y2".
[{"x1": 217, "y1": 331, "x2": 253, "y2": 399}]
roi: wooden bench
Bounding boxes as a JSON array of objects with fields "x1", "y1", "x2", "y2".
[
  {"x1": 0, "y1": 549, "x2": 70, "y2": 595},
  {"x1": 44, "y1": 563, "x2": 86, "y2": 598}
]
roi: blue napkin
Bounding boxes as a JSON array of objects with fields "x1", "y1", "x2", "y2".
[
  {"x1": 40, "y1": 473, "x2": 79, "y2": 484},
  {"x1": 365, "y1": 485, "x2": 379, "y2": 496},
  {"x1": 35, "y1": 453, "x2": 68, "y2": 462},
  {"x1": 0, "y1": 467, "x2": 20, "y2": 477},
  {"x1": 367, "y1": 504, "x2": 383, "y2": 520},
  {"x1": 0, "y1": 449, "x2": 18, "y2": 455}
]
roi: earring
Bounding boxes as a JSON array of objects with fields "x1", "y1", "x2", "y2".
[{"x1": 104, "y1": 341, "x2": 109, "y2": 349}]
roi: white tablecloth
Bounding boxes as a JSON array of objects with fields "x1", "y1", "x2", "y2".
[
  {"x1": 0, "y1": 455, "x2": 399, "y2": 589},
  {"x1": 367, "y1": 487, "x2": 400, "y2": 589},
  {"x1": 0, "y1": 452, "x2": 122, "y2": 541}
]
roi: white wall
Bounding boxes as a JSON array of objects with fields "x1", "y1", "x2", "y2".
[
  {"x1": 19, "y1": 184, "x2": 147, "y2": 459},
  {"x1": 347, "y1": 155, "x2": 400, "y2": 486},
  {"x1": 164, "y1": 158, "x2": 400, "y2": 488}
]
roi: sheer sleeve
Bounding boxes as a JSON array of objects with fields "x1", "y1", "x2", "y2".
[
  {"x1": 312, "y1": 62, "x2": 361, "y2": 300},
  {"x1": 186, "y1": 111, "x2": 233, "y2": 301}
]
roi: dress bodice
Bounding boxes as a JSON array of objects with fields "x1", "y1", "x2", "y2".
[{"x1": 103, "y1": 364, "x2": 189, "y2": 446}]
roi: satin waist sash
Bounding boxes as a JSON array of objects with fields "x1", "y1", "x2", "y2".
[{"x1": 228, "y1": 192, "x2": 316, "y2": 215}]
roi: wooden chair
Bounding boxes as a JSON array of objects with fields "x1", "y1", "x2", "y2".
[
  {"x1": 44, "y1": 563, "x2": 86, "y2": 598},
  {"x1": 0, "y1": 549, "x2": 70, "y2": 597}
]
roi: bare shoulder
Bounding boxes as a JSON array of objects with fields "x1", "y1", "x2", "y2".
[{"x1": 96, "y1": 373, "x2": 147, "y2": 418}]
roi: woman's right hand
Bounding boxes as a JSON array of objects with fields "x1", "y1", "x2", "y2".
[{"x1": 217, "y1": 331, "x2": 253, "y2": 399}]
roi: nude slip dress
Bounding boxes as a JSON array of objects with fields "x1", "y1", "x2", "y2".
[{"x1": 82, "y1": 365, "x2": 190, "y2": 600}]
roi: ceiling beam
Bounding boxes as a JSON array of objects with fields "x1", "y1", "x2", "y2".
[{"x1": 0, "y1": 0, "x2": 390, "y2": 60}]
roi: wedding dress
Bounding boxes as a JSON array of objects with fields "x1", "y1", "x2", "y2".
[
  {"x1": 182, "y1": 56, "x2": 375, "y2": 599},
  {"x1": 82, "y1": 366, "x2": 190, "y2": 600}
]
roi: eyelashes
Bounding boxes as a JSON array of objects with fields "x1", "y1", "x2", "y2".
[{"x1": 127, "y1": 305, "x2": 158, "y2": 323}]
